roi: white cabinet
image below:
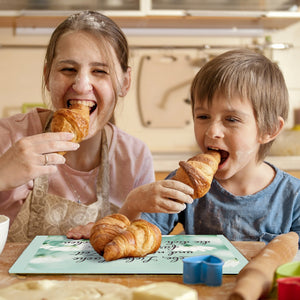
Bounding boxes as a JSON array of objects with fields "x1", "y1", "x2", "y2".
[{"x1": 0, "y1": 0, "x2": 300, "y2": 30}]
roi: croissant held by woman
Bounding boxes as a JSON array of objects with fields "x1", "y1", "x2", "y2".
[{"x1": 51, "y1": 103, "x2": 90, "y2": 155}]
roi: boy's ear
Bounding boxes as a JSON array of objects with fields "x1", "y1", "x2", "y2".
[
  {"x1": 119, "y1": 67, "x2": 131, "y2": 97},
  {"x1": 259, "y1": 116, "x2": 285, "y2": 144}
]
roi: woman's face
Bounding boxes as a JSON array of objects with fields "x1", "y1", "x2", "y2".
[{"x1": 46, "y1": 30, "x2": 130, "y2": 138}]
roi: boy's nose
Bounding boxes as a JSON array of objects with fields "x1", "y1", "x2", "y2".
[
  {"x1": 205, "y1": 121, "x2": 224, "y2": 139},
  {"x1": 72, "y1": 73, "x2": 92, "y2": 94}
]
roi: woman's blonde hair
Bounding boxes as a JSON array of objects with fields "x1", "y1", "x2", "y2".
[{"x1": 190, "y1": 48, "x2": 289, "y2": 161}]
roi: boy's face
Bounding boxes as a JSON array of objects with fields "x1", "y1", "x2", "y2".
[{"x1": 193, "y1": 92, "x2": 266, "y2": 182}]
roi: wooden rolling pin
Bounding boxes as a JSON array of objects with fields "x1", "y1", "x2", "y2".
[{"x1": 228, "y1": 232, "x2": 299, "y2": 300}]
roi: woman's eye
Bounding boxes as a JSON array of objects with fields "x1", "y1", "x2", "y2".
[
  {"x1": 61, "y1": 67, "x2": 76, "y2": 73},
  {"x1": 196, "y1": 114, "x2": 209, "y2": 120}
]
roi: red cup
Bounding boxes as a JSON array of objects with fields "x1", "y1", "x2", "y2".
[{"x1": 277, "y1": 277, "x2": 300, "y2": 300}]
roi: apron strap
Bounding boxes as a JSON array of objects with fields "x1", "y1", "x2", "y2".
[{"x1": 96, "y1": 129, "x2": 111, "y2": 218}]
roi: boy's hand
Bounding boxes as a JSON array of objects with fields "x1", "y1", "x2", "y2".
[{"x1": 119, "y1": 180, "x2": 194, "y2": 220}]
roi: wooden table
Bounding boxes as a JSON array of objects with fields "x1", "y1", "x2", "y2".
[{"x1": 0, "y1": 241, "x2": 275, "y2": 299}]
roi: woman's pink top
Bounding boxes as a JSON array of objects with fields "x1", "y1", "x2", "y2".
[{"x1": 0, "y1": 109, "x2": 155, "y2": 224}]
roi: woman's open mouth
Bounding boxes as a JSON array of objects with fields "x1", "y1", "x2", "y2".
[{"x1": 67, "y1": 99, "x2": 97, "y2": 114}]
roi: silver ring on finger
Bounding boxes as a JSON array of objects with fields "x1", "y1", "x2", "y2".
[{"x1": 44, "y1": 154, "x2": 49, "y2": 166}]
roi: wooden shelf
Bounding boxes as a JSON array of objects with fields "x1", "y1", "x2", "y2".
[
  {"x1": 1, "y1": 13, "x2": 300, "y2": 30},
  {"x1": 114, "y1": 15, "x2": 300, "y2": 30}
]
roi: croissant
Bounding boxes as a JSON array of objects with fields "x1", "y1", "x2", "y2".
[
  {"x1": 89, "y1": 214, "x2": 131, "y2": 254},
  {"x1": 89, "y1": 214, "x2": 162, "y2": 261},
  {"x1": 103, "y1": 219, "x2": 162, "y2": 261},
  {"x1": 173, "y1": 150, "x2": 220, "y2": 199},
  {"x1": 51, "y1": 103, "x2": 90, "y2": 154}
]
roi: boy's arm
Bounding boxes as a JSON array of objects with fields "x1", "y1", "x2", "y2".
[{"x1": 141, "y1": 211, "x2": 179, "y2": 235}]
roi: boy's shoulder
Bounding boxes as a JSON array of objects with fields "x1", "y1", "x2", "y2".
[
  {"x1": 265, "y1": 163, "x2": 300, "y2": 198},
  {"x1": 271, "y1": 163, "x2": 300, "y2": 183}
]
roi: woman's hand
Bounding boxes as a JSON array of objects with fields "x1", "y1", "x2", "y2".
[
  {"x1": 66, "y1": 222, "x2": 95, "y2": 239},
  {"x1": 119, "y1": 180, "x2": 194, "y2": 221},
  {"x1": 0, "y1": 132, "x2": 79, "y2": 191}
]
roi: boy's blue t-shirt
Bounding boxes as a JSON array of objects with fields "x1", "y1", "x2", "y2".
[{"x1": 141, "y1": 163, "x2": 300, "y2": 246}]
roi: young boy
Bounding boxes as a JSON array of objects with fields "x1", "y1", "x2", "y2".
[
  {"x1": 120, "y1": 49, "x2": 300, "y2": 246},
  {"x1": 68, "y1": 49, "x2": 300, "y2": 246}
]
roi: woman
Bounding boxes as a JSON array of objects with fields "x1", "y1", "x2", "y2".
[{"x1": 0, "y1": 11, "x2": 154, "y2": 242}]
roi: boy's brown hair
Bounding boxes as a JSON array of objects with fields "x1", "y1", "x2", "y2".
[{"x1": 190, "y1": 48, "x2": 289, "y2": 161}]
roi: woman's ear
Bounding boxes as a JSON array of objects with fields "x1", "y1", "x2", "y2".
[
  {"x1": 259, "y1": 116, "x2": 285, "y2": 144},
  {"x1": 119, "y1": 67, "x2": 131, "y2": 97}
]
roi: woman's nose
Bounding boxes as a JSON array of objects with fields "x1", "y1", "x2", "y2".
[
  {"x1": 205, "y1": 121, "x2": 224, "y2": 139},
  {"x1": 72, "y1": 73, "x2": 92, "y2": 94}
]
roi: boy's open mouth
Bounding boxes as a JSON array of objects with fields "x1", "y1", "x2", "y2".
[
  {"x1": 67, "y1": 99, "x2": 97, "y2": 114},
  {"x1": 208, "y1": 147, "x2": 229, "y2": 166}
]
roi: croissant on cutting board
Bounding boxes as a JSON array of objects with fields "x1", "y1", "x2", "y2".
[
  {"x1": 89, "y1": 214, "x2": 162, "y2": 261},
  {"x1": 89, "y1": 214, "x2": 131, "y2": 254},
  {"x1": 103, "y1": 219, "x2": 162, "y2": 261},
  {"x1": 172, "y1": 150, "x2": 220, "y2": 199},
  {"x1": 51, "y1": 103, "x2": 90, "y2": 154}
]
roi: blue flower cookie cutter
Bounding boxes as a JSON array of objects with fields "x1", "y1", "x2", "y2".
[{"x1": 183, "y1": 255, "x2": 224, "y2": 286}]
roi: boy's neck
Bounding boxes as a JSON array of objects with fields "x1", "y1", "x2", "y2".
[{"x1": 217, "y1": 162, "x2": 276, "y2": 196}]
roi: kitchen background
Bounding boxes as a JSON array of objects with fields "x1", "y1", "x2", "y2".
[{"x1": 0, "y1": 0, "x2": 300, "y2": 177}]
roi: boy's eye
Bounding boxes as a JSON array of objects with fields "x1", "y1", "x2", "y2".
[
  {"x1": 226, "y1": 116, "x2": 240, "y2": 123},
  {"x1": 94, "y1": 69, "x2": 109, "y2": 75}
]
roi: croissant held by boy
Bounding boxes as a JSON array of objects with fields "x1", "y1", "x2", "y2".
[
  {"x1": 173, "y1": 150, "x2": 221, "y2": 199},
  {"x1": 89, "y1": 214, "x2": 162, "y2": 261}
]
